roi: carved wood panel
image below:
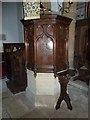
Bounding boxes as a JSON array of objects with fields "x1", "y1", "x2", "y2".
[
  {"x1": 24, "y1": 26, "x2": 34, "y2": 70},
  {"x1": 56, "y1": 25, "x2": 69, "y2": 72},
  {"x1": 35, "y1": 24, "x2": 54, "y2": 71}
]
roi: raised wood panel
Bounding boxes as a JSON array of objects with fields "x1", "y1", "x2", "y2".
[
  {"x1": 35, "y1": 24, "x2": 54, "y2": 72},
  {"x1": 56, "y1": 25, "x2": 68, "y2": 72},
  {"x1": 24, "y1": 26, "x2": 34, "y2": 70}
]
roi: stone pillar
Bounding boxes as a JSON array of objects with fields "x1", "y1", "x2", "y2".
[
  {"x1": 63, "y1": 2, "x2": 77, "y2": 67},
  {"x1": 26, "y1": 70, "x2": 60, "y2": 108}
]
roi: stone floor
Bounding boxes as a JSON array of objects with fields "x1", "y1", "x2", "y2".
[{"x1": 1, "y1": 77, "x2": 89, "y2": 119}]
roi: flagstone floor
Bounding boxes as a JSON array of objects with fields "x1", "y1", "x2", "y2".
[{"x1": 1, "y1": 77, "x2": 88, "y2": 119}]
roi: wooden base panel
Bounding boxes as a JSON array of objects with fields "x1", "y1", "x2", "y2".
[{"x1": 6, "y1": 81, "x2": 27, "y2": 94}]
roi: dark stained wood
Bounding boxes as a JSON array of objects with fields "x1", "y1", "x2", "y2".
[
  {"x1": 3, "y1": 43, "x2": 27, "y2": 94},
  {"x1": 74, "y1": 18, "x2": 90, "y2": 85},
  {"x1": 85, "y1": 2, "x2": 90, "y2": 18},
  {"x1": 56, "y1": 75, "x2": 72, "y2": 110},
  {"x1": 0, "y1": 53, "x2": 6, "y2": 78},
  {"x1": 21, "y1": 14, "x2": 72, "y2": 77},
  {"x1": 55, "y1": 68, "x2": 77, "y2": 110}
]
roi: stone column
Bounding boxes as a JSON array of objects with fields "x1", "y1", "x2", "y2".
[
  {"x1": 26, "y1": 70, "x2": 60, "y2": 108},
  {"x1": 63, "y1": 2, "x2": 77, "y2": 68}
]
